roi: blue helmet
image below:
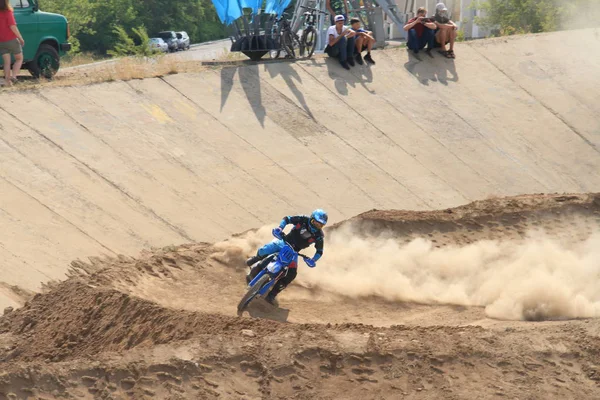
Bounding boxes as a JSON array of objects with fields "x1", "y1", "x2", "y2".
[
  {"x1": 277, "y1": 245, "x2": 296, "y2": 265},
  {"x1": 310, "y1": 209, "x2": 328, "y2": 231}
]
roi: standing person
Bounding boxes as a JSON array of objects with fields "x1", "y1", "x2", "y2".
[
  {"x1": 434, "y1": 2, "x2": 457, "y2": 58},
  {"x1": 349, "y1": 17, "x2": 376, "y2": 65},
  {"x1": 403, "y1": 7, "x2": 436, "y2": 55},
  {"x1": 325, "y1": 15, "x2": 357, "y2": 70},
  {"x1": 326, "y1": 0, "x2": 349, "y2": 25},
  {"x1": 0, "y1": 0, "x2": 24, "y2": 86}
]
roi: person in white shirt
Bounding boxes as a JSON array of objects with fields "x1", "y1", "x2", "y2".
[{"x1": 324, "y1": 15, "x2": 357, "y2": 70}]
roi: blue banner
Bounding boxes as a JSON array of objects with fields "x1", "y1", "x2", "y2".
[
  {"x1": 265, "y1": 0, "x2": 292, "y2": 16},
  {"x1": 212, "y1": 0, "x2": 243, "y2": 25},
  {"x1": 212, "y1": 0, "x2": 289, "y2": 25}
]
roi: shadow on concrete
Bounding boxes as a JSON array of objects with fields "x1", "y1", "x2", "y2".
[
  {"x1": 404, "y1": 50, "x2": 459, "y2": 86},
  {"x1": 263, "y1": 62, "x2": 315, "y2": 119},
  {"x1": 220, "y1": 64, "x2": 266, "y2": 127},
  {"x1": 324, "y1": 56, "x2": 376, "y2": 96},
  {"x1": 220, "y1": 66, "x2": 236, "y2": 112}
]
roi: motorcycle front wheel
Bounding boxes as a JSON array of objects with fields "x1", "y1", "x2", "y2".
[{"x1": 237, "y1": 274, "x2": 270, "y2": 315}]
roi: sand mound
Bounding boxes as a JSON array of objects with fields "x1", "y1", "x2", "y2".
[
  {"x1": 0, "y1": 280, "x2": 277, "y2": 362},
  {"x1": 1, "y1": 193, "x2": 600, "y2": 399}
]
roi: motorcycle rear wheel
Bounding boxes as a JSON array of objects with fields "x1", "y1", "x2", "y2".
[{"x1": 237, "y1": 274, "x2": 270, "y2": 316}]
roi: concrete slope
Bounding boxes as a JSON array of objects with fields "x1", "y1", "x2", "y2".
[{"x1": 0, "y1": 29, "x2": 599, "y2": 308}]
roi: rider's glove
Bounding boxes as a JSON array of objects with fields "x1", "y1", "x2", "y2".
[
  {"x1": 305, "y1": 258, "x2": 316, "y2": 268},
  {"x1": 272, "y1": 227, "x2": 283, "y2": 238}
]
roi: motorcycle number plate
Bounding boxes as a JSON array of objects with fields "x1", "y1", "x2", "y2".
[{"x1": 266, "y1": 260, "x2": 282, "y2": 274}]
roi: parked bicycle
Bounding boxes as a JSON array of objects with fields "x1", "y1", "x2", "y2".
[
  {"x1": 270, "y1": 6, "x2": 327, "y2": 59},
  {"x1": 270, "y1": 13, "x2": 300, "y2": 59},
  {"x1": 298, "y1": 6, "x2": 328, "y2": 58}
]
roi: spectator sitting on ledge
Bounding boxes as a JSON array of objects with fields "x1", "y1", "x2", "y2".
[
  {"x1": 325, "y1": 15, "x2": 357, "y2": 70},
  {"x1": 434, "y1": 2, "x2": 457, "y2": 58},
  {"x1": 349, "y1": 17, "x2": 376, "y2": 65},
  {"x1": 403, "y1": 7, "x2": 436, "y2": 55}
]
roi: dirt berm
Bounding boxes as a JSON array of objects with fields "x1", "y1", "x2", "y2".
[{"x1": 1, "y1": 193, "x2": 600, "y2": 399}]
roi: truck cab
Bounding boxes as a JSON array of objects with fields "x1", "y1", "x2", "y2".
[{"x1": 5, "y1": 0, "x2": 71, "y2": 78}]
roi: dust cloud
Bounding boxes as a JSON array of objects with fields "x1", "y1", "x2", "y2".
[
  {"x1": 210, "y1": 226, "x2": 273, "y2": 266},
  {"x1": 560, "y1": 2, "x2": 600, "y2": 31},
  {"x1": 299, "y1": 226, "x2": 600, "y2": 321},
  {"x1": 221, "y1": 225, "x2": 600, "y2": 321}
]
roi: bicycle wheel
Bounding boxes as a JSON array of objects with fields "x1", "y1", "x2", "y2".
[
  {"x1": 282, "y1": 31, "x2": 296, "y2": 59},
  {"x1": 299, "y1": 31, "x2": 306, "y2": 57},
  {"x1": 302, "y1": 27, "x2": 318, "y2": 58},
  {"x1": 270, "y1": 49, "x2": 281, "y2": 59}
]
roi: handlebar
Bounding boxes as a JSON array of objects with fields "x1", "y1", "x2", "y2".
[{"x1": 273, "y1": 229, "x2": 310, "y2": 261}]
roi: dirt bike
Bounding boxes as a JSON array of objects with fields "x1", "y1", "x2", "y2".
[{"x1": 237, "y1": 233, "x2": 310, "y2": 315}]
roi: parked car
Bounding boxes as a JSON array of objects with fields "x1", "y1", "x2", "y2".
[
  {"x1": 157, "y1": 31, "x2": 178, "y2": 52},
  {"x1": 3, "y1": 0, "x2": 71, "y2": 78},
  {"x1": 149, "y1": 38, "x2": 169, "y2": 53},
  {"x1": 176, "y1": 31, "x2": 190, "y2": 50}
]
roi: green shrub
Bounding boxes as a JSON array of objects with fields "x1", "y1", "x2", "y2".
[
  {"x1": 108, "y1": 26, "x2": 159, "y2": 57},
  {"x1": 471, "y1": 0, "x2": 600, "y2": 36}
]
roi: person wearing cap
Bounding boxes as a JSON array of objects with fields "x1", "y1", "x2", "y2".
[
  {"x1": 403, "y1": 7, "x2": 436, "y2": 55},
  {"x1": 325, "y1": 15, "x2": 357, "y2": 70},
  {"x1": 434, "y1": 2, "x2": 457, "y2": 58},
  {"x1": 326, "y1": 0, "x2": 349, "y2": 26}
]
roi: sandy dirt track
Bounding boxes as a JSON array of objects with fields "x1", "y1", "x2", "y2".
[{"x1": 1, "y1": 193, "x2": 600, "y2": 399}]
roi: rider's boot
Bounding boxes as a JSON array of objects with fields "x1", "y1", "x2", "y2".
[
  {"x1": 265, "y1": 292, "x2": 279, "y2": 307},
  {"x1": 266, "y1": 283, "x2": 284, "y2": 306},
  {"x1": 246, "y1": 253, "x2": 265, "y2": 267}
]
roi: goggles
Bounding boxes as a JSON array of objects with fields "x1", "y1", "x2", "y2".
[{"x1": 311, "y1": 218, "x2": 325, "y2": 230}]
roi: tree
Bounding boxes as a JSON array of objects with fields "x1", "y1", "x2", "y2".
[
  {"x1": 40, "y1": 0, "x2": 228, "y2": 55},
  {"x1": 108, "y1": 26, "x2": 136, "y2": 57},
  {"x1": 108, "y1": 26, "x2": 158, "y2": 57},
  {"x1": 472, "y1": 0, "x2": 599, "y2": 36}
]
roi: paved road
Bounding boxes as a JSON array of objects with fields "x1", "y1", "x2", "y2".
[
  {"x1": 63, "y1": 39, "x2": 233, "y2": 73},
  {"x1": 178, "y1": 39, "x2": 232, "y2": 61}
]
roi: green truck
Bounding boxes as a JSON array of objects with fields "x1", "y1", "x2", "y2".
[{"x1": 3, "y1": 0, "x2": 71, "y2": 78}]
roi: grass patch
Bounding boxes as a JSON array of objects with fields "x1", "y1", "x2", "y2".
[
  {"x1": 3, "y1": 55, "x2": 208, "y2": 90},
  {"x1": 2, "y1": 49, "x2": 308, "y2": 91},
  {"x1": 219, "y1": 48, "x2": 246, "y2": 61},
  {"x1": 62, "y1": 52, "x2": 111, "y2": 68}
]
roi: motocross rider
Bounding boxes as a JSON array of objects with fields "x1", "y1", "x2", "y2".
[{"x1": 246, "y1": 209, "x2": 328, "y2": 305}]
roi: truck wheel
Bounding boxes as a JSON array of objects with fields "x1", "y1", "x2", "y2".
[{"x1": 28, "y1": 44, "x2": 60, "y2": 79}]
